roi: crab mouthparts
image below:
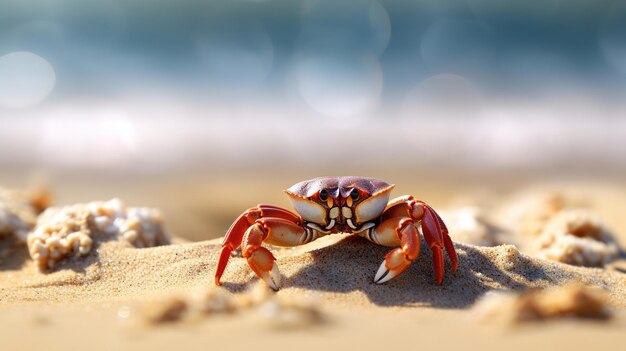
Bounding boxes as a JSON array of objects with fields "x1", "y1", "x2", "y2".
[{"x1": 325, "y1": 204, "x2": 356, "y2": 231}]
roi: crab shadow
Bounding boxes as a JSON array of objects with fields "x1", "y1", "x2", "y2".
[{"x1": 285, "y1": 236, "x2": 554, "y2": 309}]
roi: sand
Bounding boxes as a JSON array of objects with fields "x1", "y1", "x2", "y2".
[
  {"x1": 1, "y1": 173, "x2": 626, "y2": 351},
  {"x1": 1, "y1": 235, "x2": 625, "y2": 350}
]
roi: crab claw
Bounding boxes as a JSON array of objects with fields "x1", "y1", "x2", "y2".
[
  {"x1": 374, "y1": 218, "x2": 420, "y2": 284},
  {"x1": 374, "y1": 248, "x2": 412, "y2": 284},
  {"x1": 215, "y1": 204, "x2": 300, "y2": 286},
  {"x1": 246, "y1": 247, "x2": 282, "y2": 291}
]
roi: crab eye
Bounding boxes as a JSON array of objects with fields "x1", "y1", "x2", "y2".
[
  {"x1": 319, "y1": 189, "x2": 328, "y2": 201},
  {"x1": 350, "y1": 189, "x2": 359, "y2": 200}
]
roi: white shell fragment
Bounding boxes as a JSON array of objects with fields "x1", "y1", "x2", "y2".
[{"x1": 27, "y1": 199, "x2": 170, "y2": 270}]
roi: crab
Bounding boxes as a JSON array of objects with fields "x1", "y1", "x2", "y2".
[{"x1": 215, "y1": 176, "x2": 458, "y2": 290}]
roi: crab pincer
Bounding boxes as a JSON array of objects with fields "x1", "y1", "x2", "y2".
[
  {"x1": 374, "y1": 217, "x2": 420, "y2": 284},
  {"x1": 372, "y1": 200, "x2": 457, "y2": 285},
  {"x1": 215, "y1": 204, "x2": 301, "y2": 289}
]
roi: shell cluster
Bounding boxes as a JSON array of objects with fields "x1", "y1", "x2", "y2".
[
  {"x1": 474, "y1": 283, "x2": 611, "y2": 324},
  {"x1": 536, "y1": 210, "x2": 619, "y2": 267},
  {"x1": 497, "y1": 191, "x2": 619, "y2": 267},
  {"x1": 27, "y1": 199, "x2": 170, "y2": 270}
]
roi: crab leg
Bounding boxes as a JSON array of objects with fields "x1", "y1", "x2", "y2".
[
  {"x1": 432, "y1": 208, "x2": 458, "y2": 272},
  {"x1": 382, "y1": 196, "x2": 458, "y2": 284},
  {"x1": 420, "y1": 205, "x2": 446, "y2": 284},
  {"x1": 215, "y1": 204, "x2": 302, "y2": 286}
]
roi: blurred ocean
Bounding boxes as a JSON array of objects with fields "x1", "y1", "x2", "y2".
[{"x1": 1, "y1": 0, "x2": 625, "y2": 174}]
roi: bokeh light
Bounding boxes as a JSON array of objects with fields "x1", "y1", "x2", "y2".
[
  {"x1": 0, "y1": 51, "x2": 56, "y2": 109},
  {"x1": 295, "y1": 55, "x2": 383, "y2": 119}
]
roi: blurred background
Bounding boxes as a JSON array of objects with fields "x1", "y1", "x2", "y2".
[{"x1": 1, "y1": 0, "x2": 626, "y2": 240}]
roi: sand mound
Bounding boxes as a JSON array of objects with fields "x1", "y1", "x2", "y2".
[
  {"x1": 138, "y1": 283, "x2": 324, "y2": 328},
  {"x1": 2, "y1": 234, "x2": 625, "y2": 309}
]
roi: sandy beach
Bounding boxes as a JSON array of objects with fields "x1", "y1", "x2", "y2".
[{"x1": 1, "y1": 172, "x2": 625, "y2": 351}]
